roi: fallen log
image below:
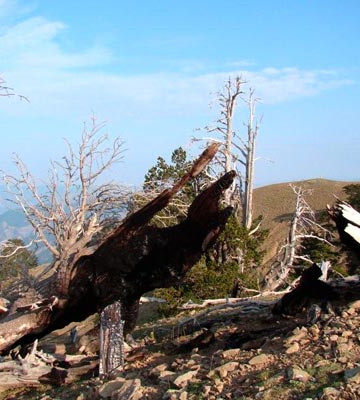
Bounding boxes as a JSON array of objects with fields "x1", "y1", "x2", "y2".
[
  {"x1": 0, "y1": 339, "x2": 98, "y2": 392},
  {"x1": 0, "y1": 144, "x2": 235, "y2": 354}
]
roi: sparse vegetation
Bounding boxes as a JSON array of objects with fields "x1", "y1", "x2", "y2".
[
  {"x1": 0, "y1": 238, "x2": 37, "y2": 293},
  {"x1": 344, "y1": 183, "x2": 360, "y2": 210}
]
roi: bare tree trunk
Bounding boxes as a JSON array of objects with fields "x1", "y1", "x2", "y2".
[
  {"x1": 0, "y1": 144, "x2": 235, "y2": 354},
  {"x1": 223, "y1": 80, "x2": 239, "y2": 205},
  {"x1": 99, "y1": 301, "x2": 124, "y2": 378},
  {"x1": 242, "y1": 90, "x2": 259, "y2": 229},
  {"x1": 264, "y1": 185, "x2": 333, "y2": 292}
]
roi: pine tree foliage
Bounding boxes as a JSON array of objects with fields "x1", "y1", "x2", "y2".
[{"x1": 145, "y1": 148, "x2": 268, "y2": 313}]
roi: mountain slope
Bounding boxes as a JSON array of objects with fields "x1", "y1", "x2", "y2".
[{"x1": 253, "y1": 178, "x2": 358, "y2": 262}]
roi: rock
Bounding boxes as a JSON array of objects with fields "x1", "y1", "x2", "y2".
[
  {"x1": 248, "y1": 354, "x2": 271, "y2": 366},
  {"x1": 150, "y1": 363, "x2": 169, "y2": 377},
  {"x1": 314, "y1": 360, "x2": 332, "y2": 368},
  {"x1": 185, "y1": 359, "x2": 196, "y2": 367},
  {"x1": 213, "y1": 361, "x2": 239, "y2": 378},
  {"x1": 159, "y1": 370, "x2": 177, "y2": 382},
  {"x1": 173, "y1": 370, "x2": 198, "y2": 388},
  {"x1": 163, "y1": 389, "x2": 187, "y2": 400},
  {"x1": 287, "y1": 366, "x2": 314, "y2": 382},
  {"x1": 111, "y1": 379, "x2": 141, "y2": 400},
  {"x1": 163, "y1": 389, "x2": 181, "y2": 400},
  {"x1": 190, "y1": 354, "x2": 202, "y2": 362},
  {"x1": 266, "y1": 372, "x2": 285, "y2": 385},
  {"x1": 322, "y1": 387, "x2": 341, "y2": 397},
  {"x1": 329, "y1": 335, "x2": 338, "y2": 342},
  {"x1": 342, "y1": 330, "x2": 353, "y2": 338},
  {"x1": 349, "y1": 300, "x2": 360, "y2": 310},
  {"x1": 179, "y1": 392, "x2": 188, "y2": 400},
  {"x1": 344, "y1": 367, "x2": 360, "y2": 384},
  {"x1": 285, "y1": 329, "x2": 307, "y2": 345},
  {"x1": 221, "y1": 349, "x2": 240, "y2": 359},
  {"x1": 241, "y1": 338, "x2": 266, "y2": 350},
  {"x1": 285, "y1": 342, "x2": 300, "y2": 354},
  {"x1": 337, "y1": 342, "x2": 352, "y2": 355},
  {"x1": 309, "y1": 325, "x2": 320, "y2": 336},
  {"x1": 203, "y1": 386, "x2": 211, "y2": 396},
  {"x1": 214, "y1": 379, "x2": 224, "y2": 393},
  {"x1": 98, "y1": 378, "x2": 126, "y2": 398}
]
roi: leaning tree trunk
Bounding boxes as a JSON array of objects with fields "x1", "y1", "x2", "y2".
[{"x1": 0, "y1": 144, "x2": 236, "y2": 354}]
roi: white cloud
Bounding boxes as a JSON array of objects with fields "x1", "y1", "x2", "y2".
[{"x1": 0, "y1": 9, "x2": 353, "y2": 120}]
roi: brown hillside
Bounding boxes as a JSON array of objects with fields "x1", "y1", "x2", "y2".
[{"x1": 253, "y1": 178, "x2": 358, "y2": 263}]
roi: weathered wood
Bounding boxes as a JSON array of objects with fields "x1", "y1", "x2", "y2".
[
  {"x1": 0, "y1": 340, "x2": 97, "y2": 391},
  {"x1": 272, "y1": 264, "x2": 338, "y2": 315},
  {"x1": 328, "y1": 201, "x2": 360, "y2": 255},
  {"x1": 99, "y1": 301, "x2": 124, "y2": 378},
  {"x1": 0, "y1": 144, "x2": 236, "y2": 354}
]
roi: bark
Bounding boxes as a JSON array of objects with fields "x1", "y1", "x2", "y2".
[
  {"x1": 0, "y1": 144, "x2": 236, "y2": 354},
  {"x1": 99, "y1": 301, "x2": 124, "y2": 378}
]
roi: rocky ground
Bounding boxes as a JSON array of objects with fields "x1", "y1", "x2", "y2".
[{"x1": 2, "y1": 298, "x2": 360, "y2": 400}]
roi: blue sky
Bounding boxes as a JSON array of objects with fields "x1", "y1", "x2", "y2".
[{"x1": 0, "y1": 0, "x2": 359, "y2": 187}]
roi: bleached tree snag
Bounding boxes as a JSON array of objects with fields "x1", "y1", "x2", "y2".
[
  {"x1": 0, "y1": 144, "x2": 235, "y2": 354},
  {"x1": 99, "y1": 301, "x2": 124, "y2": 378},
  {"x1": 264, "y1": 185, "x2": 332, "y2": 292},
  {"x1": 193, "y1": 78, "x2": 261, "y2": 230},
  {"x1": 194, "y1": 77, "x2": 244, "y2": 208},
  {"x1": 242, "y1": 89, "x2": 260, "y2": 229}
]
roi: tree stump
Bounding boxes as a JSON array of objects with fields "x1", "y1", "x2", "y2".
[{"x1": 99, "y1": 301, "x2": 124, "y2": 378}]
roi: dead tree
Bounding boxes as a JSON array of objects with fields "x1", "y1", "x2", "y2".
[
  {"x1": 264, "y1": 185, "x2": 332, "y2": 292},
  {"x1": 2, "y1": 119, "x2": 129, "y2": 270},
  {"x1": 0, "y1": 76, "x2": 27, "y2": 101},
  {"x1": 193, "y1": 77, "x2": 260, "y2": 229},
  {"x1": 0, "y1": 143, "x2": 235, "y2": 354},
  {"x1": 241, "y1": 89, "x2": 260, "y2": 229}
]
